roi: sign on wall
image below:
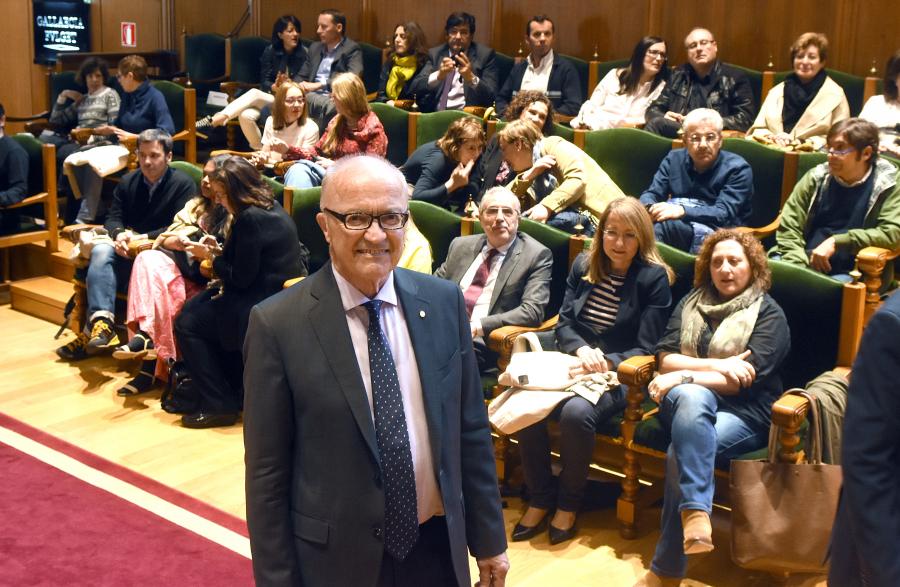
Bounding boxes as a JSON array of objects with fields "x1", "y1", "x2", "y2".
[
  {"x1": 121, "y1": 22, "x2": 136, "y2": 47},
  {"x1": 32, "y1": 0, "x2": 91, "y2": 65}
]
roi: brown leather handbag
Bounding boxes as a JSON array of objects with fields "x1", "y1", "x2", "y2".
[{"x1": 729, "y1": 389, "x2": 842, "y2": 574}]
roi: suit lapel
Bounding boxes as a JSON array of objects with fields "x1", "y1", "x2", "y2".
[
  {"x1": 307, "y1": 265, "x2": 381, "y2": 465},
  {"x1": 394, "y1": 270, "x2": 443, "y2": 474},
  {"x1": 490, "y1": 235, "x2": 522, "y2": 311},
  {"x1": 452, "y1": 235, "x2": 486, "y2": 283}
]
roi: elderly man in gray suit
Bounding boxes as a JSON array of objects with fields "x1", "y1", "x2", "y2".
[{"x1": 435, "y1": 186, "x2": 553, "y2": 371}]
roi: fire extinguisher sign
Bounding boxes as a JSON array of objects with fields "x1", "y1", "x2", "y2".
[{"x1": 121, "y1": 22, "x2": 136, "y2": 47}]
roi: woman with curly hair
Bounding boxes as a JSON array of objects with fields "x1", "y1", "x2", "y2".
[{"x1": 636, "y1": 229, "x2": 790, "y2": 587}]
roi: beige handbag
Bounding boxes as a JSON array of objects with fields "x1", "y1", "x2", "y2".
[{"x1": 730, "y1": 389, "x2": 842, "y2": 574}]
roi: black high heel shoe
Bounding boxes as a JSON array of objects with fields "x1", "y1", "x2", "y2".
[
  {"x1": 548, "y1": 511, "x2": 578, "y2": 545},
  {"x1": 511, "y1": 510, "x2": 550, "y2": 542}
]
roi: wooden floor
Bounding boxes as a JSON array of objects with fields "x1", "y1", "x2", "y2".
[{"x1": 0, "y1": 304, "x2": 826, "y2": 587}]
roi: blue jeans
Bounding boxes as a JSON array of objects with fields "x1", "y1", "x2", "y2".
[
  {"x1": 86, "y1": 243, "x2": 132, "y2": 325},
  {"x1": 517, "y1": 385, "x2": 626, "y2": 512},
  {"x1": 547, "y1": 209, "x2": 597, "y2": 237},
  {"x1": 283, "y1": 160, "x2": 327, "y2": 189},
  {"x1": 650, "y1": 384, "x2": 767, "y2": 578}
]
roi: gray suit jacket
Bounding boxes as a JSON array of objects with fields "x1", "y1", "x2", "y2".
[
  {"x1": 299, "y1": 37, "x2": 364, "y2": 90},
  {"x1": 243, "y1": 263, "x2": 506, "y2": 586},
  {"x1": 434, "y1": 232, "x2": 552, "y2": 336}
]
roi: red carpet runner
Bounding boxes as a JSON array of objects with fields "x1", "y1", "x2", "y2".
[{"x1": 0, "y1": 414, "x2": 253, "y2": 586}]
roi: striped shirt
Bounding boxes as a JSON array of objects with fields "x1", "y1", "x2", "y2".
[{"x1": 578, "y1": 273, "x2": 626, "y2": 333}]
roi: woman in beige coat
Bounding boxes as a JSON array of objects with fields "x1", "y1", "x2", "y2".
[{"x1": 747, "y1": 32, "x2": 850, "y2": 150}]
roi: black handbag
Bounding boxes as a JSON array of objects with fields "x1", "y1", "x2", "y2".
[{"x1": 160, "y1": 358, "x2": 199, "y2": 414}]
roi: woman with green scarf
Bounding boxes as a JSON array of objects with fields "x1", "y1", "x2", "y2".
[
  {"x1": 636, "y1": 230, "x2": 791, "y2": 587},
  {"x1": 376, "y1": 22, "x2": 429, "y2": 106}
]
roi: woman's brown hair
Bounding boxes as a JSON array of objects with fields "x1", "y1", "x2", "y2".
[
  {"x1": 693, "y1": 229, "x2": 772, "y2": 293},
  {"x1": 271, "y1": 82, "x2": 308, "y2": 131},
  {"x1": 211, "y1": 156, "x2": 275, "y2": 213},
  {"x1": 584, "y1": 197, "x2": 674, "y2": 284},
  {"x1": 436, "y1": 117, "x2": 484, "y2": 161},
  {"x1": 503, "y1": 90, "x2": 555, "y2": 135}
]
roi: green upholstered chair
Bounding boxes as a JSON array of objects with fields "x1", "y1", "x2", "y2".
[
  {"x1": 412, "y1": 110, "x2": 479, "y2": 153},
  {"x1": 151, "y1": 80, "x2": 198, "y2": 164},
  {"x1": 180, "y1": 33, "x2": 228, "y2": 118},
  {"x1": 1, "y1": 136, "x2": 58, "y2": 283},
  {"x1": 168, "y1": 160, "x2": 202, "y2": 184},
  {"x1": 360, "y1": 42, "x2": 385, "y2": 98},
  {"x1": 559, "y1": 54, "x2": 590, "y2": 101},
  {"x1": 596, "y1": 59, "x2": 628, "y2": 88},
  {"x1": 408, "y1": 200, "x2": 462, "y2": 270},
  {"x1": 369, "y1": 102, "x2": 410, "y2": 166},
  {"x1": 550, "y1": 122, "x2": 575, "y2": 142},
  {"x1": 494, "y1": 52, "x2": 516, "y2": 106},
  {"x1": 219, "y1": 36, "x2": 269, "y2": 150},
  {"x1": 727, "y1": 63, "x2": 764, "y2": 110},
  {"x1": 582, "y1": 127, "x2": 673, "y2": 197},
  {"x1": 722, "y1": 137, "x2": 786, "y2": 235},
  {"x1": 796, "y1": 151, "x2": 828, "y2": 182},
  {"x1": 288, "y1": 186, "x2": 329, "y2": 272}
]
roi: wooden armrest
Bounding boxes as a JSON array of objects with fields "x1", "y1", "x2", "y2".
[
  {"x1": 392, "y1": 100, "x2": 416, "y2": 111},
  {"x1": 771, "y1": 393, "x2": 809, "y2": 430},
  {"x1": 219, "y1": 81, "x2": 257, "y2": 99},
  {"x1": 120, "y1": 136, "x2": 137, "y2": 151},
  {"x1": 553, "y1": 113, "x2": 575, "y2": 124},
  {"x1": 210, "y1": 149, "x2": 254, "y2": 158},
  {"x1": 283, "y1": 276, "x2": 305, "y2": 289},
  {"x1": 857, "y1": 245, "x2": 900, "y2": 268},
  {"x1": 366, "y1": 91, "x2": 377, "y2": 102},
  {"x1": 61, "y1": 223, "x2": 102, "y2": 243},
  {"x1": 273, "y1": 161, "x2": 296, "y2": 176},
  {"x1": 487, "y1": 316, "x2": 559, "y2": 371},
  {"x1": 199, "y1": 258, "x2": 213, "y2": 279},
  {"x1": 6, "y1": 110, "x2": 50, "y2": 123},
  {"x1": 70, "y1": 128, "x2": 95, "y2": 144},
  {"x1": 616, "y1": 355, "x2": 656, "y2": 388},
  {"x1": 25, "y1": 121, "x2": 53, "y2": 135},
  {"x1": 127, "y1": 239, "x2": 154, "y2": 258},
  {"x1": 721, "y1": 130, "x2": 746, "y2": 139},
  {"x1": 735, "y1": 215, "x2": 780, "y2": 240},
  {"x1": 3, "y1": 193, "x2": 48, "y2": 209},
  {"x1": 462, "y1": 106, "x2": 487, "y2": 118}
]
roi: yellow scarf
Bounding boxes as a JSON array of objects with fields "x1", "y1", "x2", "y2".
[{"x1": 385, "y1": 54, "x2": 418, "y2": 100}]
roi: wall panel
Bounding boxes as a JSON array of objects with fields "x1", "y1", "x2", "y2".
[
  {"x1": 368, "y1": 0, "x2": 493, "y2": 55},
  {"x1": 173, "y1": 0, "x2": 246, "y2": 38},
  {"x1": 258, "y1": 1, "x2": 364, "y2": 44}
]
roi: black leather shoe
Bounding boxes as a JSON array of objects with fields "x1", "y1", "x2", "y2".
[
  {"x1": 181, "y1": 412, "x2": 239, "y2": 429},
  {"x1": 511, "y1": 512, "x2": 549, "y2": 541},
  {"x1": 548, "y1": 522, "x2": 578, "y2": 545}
]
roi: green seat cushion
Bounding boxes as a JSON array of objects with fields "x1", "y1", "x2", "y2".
[
  {"x1": 230, "y1": 36, "x2": 268, "y2": 85},
  {"x1": 408, "y1": 200, "x2": 460, "y2": 269},
  {"x1": 169, "y1": 160, "x2": 202, "y2": 185},
  {"x1": 722, "y1": 137, "x2": 785, "y2": 228},
  {"x1": 369, "y1": 103, "x2": 409, "y2": 166},
  {"x1": 727, "y1": 63, "x2": 763, "y2": 110},
  {"x1": 559, "y1": 54, "x2": 590, "y2": 99},
  {"x1": 415, "y1": 111, "x2": 479, "y2": 148},
  {"x1": 583, "y1": 127, "x2": 673, "y2": 197},
  {"x1": 288, "y1": 187, "x2": 329, "y2": 271},
  {"x1": 359, "y1": 42, "x2": 384, "y2": 95},
  {"x1": 550, "y1": 122, "x2": 574, "y2": 142}
]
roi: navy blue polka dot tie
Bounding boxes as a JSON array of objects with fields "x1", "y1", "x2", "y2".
[{"x1": 363, "y1": 300, "x2": 419, "y2": 560}]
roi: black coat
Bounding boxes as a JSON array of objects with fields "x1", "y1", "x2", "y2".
[
  {"x1": 260, "y1": 43, "x2": 309, "y2": 90},
  {"x1": 375, "y1": 58, "x2": 427, "y2": 103},
  {"x1": 555, "y1": 254, "x2": 672, "y2": 369},
  {"x1": 105, "y1": 166, "x2": 195, "y2": 240},
  {"x1": 210, "y1": 203, "x2": 306, "y2": 349},
  {"x1": 495, "y1": 53, "x2": 583, "y2": 116},
  {"x1": 412, "y1": 42, "x2": 499, "y2": 111}
]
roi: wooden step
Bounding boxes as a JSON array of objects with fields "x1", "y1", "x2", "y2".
[
  {"x1": 11, "y1": 240, "x2": 75, "y2": 282},
  {"x1": 10, "y1": 276, "x2": 71, "y2": 325}
]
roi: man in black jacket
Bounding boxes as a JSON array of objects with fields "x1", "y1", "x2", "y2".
[
  {"x1": 495, "y1": 15, "x2": 583, "y2": 117},
  {"x1": 645, "y1": 28, "x2": 756, "y2": 138},
  {"x1": 413, "y1": 12, "x2": 498, "y2": 112},
  {"x1": 57, "y1": 129, "x2": 194, "y2": 360},
  {"x1": 0, "y1": 102, "x2": 29, "y2": 234}
]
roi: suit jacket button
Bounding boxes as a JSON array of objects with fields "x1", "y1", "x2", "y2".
[{"x1": 373, "y1": 526, "x2": 383, "y2": 540}]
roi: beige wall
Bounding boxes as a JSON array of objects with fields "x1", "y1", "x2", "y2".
[{"x1": 4, "y1": 0, "x2": 895, "y2": 132}]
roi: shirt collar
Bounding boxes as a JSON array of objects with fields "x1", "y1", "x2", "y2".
[
  {"x1": 832, "y1": 165, "x2": 874, "y2": 188},
  {"x1": 324, "y1": 38, "x2": 344, "y2": 54},
  {"x1": 483, "y1": 234, "x2": 517, "y2": 255},
  {"x1": 332, "y1": 264, "x2": 398, "y2": 312},
  {"x1": 527, "y1": 49, "x2": 554, "y2": 71}
]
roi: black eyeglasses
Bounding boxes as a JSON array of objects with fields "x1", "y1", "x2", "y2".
[{"x1": 323, "y1": 208, "x2": 409, "y2": 230}]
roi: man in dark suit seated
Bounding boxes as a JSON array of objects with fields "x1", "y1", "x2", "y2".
[
  {"x1": 435, "y1": 186, "x2": 553, "y2": 371},
  {"x1": 0, "y1": 102, "x2": 29, "y2": 235},
  {"x1": 298, "y1": 8, "x2": 363, "y2": 127},
  {"x1": 243, "y1": 155, "x2": 509, "y2": 586},
  {"x1": 56, "y1": 129, "x2": 195, "y2": 361},
  {"x1": 644, "y1": 27, "x2": 756, "y2": 138},
  {"x1": 495, "y1": 15, "x2": 583, "y2": 118},
  {"x1": 413, "y1": 12, "x2": 498, "y2": 113}
]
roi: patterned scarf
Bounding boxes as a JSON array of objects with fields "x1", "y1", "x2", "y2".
[{"x1": 679, "y1": 285, "x2": 764, "y2": 359}]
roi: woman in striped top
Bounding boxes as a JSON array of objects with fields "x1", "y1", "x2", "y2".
[{"x1": 513, "y1": 197, "x2": 674, "y2": 545}]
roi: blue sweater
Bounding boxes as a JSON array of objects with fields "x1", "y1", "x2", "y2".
[
  {"x1": 115, "y1": 81, "x2": 175, "y2": 135},
  {"x1": 639, "y1": 149, "x2": 753, "y2": 228}
]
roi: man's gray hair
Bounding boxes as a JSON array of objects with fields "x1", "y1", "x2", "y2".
[
  {"x1": 137, "y1": 128, "x2": 174, "y2": 155},
  {"x1": 682, "y1": 108, "x2": 723, "y2": 133},
  {"x1": 480, "y1": 186, "x2": 521, "y2": 212}
]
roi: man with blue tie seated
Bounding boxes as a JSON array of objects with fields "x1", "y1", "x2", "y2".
[
  {"x1": 243, "y1": 155, "x2": 509, "y2": 586},
  {"x1": 412, "y1": 12, "x2": 498, "y2": 113},
  {"x1": 434, "y1": 187, "x2": 553, "y2": 372}
]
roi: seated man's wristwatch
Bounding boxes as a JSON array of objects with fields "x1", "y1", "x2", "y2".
[{"x1": 680, "y1": 372, "x2": 694, "y2": 386}]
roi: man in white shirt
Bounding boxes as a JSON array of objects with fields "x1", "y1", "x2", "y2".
[
  {"x1": 495, "y1": 15, "x2": 583, "y2": 117},
  {"x1": 243, "y1": 155, "x2": 509, "y2": 587},
  {"x1": 434, "y1": 187, "x2": 553, "y2": 371}
]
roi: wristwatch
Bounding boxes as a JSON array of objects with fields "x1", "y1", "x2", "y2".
[{"x1": 681, "y1": 373, "x2": 694, "y2": 385}]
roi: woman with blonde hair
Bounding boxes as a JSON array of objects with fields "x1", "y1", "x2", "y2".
[
  {"x1": 401, "y1": 116, "x2": 485, "y2": 208},
  {"x1": 513, "y1": 197, "x2": 673, "y2": 545},
  {"x1": 747, "y1": 32, "x2": 849, "y2": 149},
  {"x1": 283, "y1": 73, "x2": 387, "y2": 188}
]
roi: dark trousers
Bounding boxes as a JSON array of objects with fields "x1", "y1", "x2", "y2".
[
  {"x1": 654, "y1": 219, "x2": 696, "y2": 253},
  {"x1": 377, "y1": 516, "x2": 458, "y2": 587},
  {"x1": 644, "y1": 115, "x2": 682, "y2": 138},
  {"x1": 517, "y1": 386, "x2": 626, "y2": 512},
  {"x1": 174, "y1": 289, "x2": 243, "y2": 414}
]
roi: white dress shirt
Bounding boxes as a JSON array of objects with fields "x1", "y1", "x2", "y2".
[
  {"x1": 571, "y1": 68, "x2": 667, "y2": 130},
  {"x1": 332, "y1": 266, "x2": 444, "y2": 523},
  {"x1": 520, "y1": 49, "x2": 555, "y2": 94},
  {"x1": 459, "y1": 237, "x2": 516, "y2": 334}
]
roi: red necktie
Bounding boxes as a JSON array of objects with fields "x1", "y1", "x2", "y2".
[{"x1": 464, "y1": 248, "x2": 498, "y2": 318}]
